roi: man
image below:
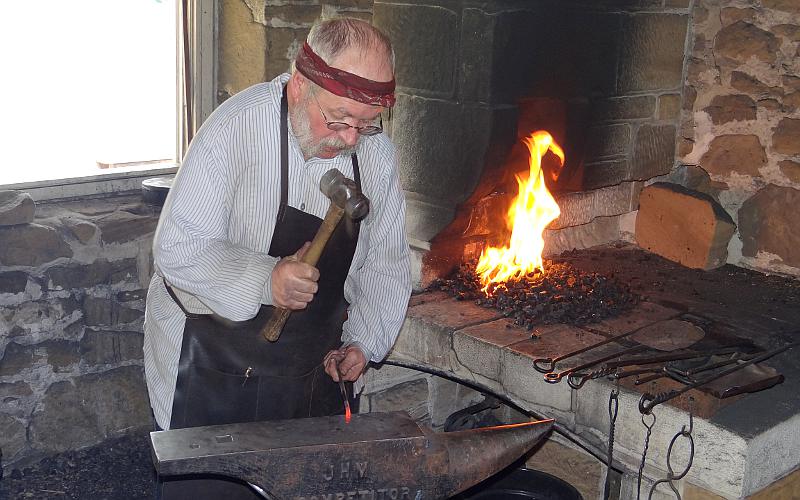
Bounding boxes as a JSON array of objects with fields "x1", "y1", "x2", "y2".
[{"x1": 144, "y1": 18, "x2": 411, "y2": 498}]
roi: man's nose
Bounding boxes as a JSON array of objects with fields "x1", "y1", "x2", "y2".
[{"x1": 339, "y1": 127, "x2": 359, "y2": 146}]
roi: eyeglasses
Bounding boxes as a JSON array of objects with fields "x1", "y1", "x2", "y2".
[{"x1": 313, "y1": 94, "x2": 383, "y2": 136}]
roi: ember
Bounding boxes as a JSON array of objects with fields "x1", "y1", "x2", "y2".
[{"x1": 429, "y1": 256, "x2": 639, "y2": 329}]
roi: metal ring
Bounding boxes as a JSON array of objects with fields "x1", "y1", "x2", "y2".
[
  {"x1": 533, "y1": 358, "x2": 555, "y2": 373},
  {"x1": 665, "y1": 428, "x2": 695, "y2": 481}
]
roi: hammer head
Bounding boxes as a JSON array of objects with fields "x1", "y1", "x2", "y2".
[{"x1": 320, "y1": 168, "x2": 370, "y2": 220}]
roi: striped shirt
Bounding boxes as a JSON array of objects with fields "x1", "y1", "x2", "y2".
[{"x1": 143, "y1": 73, "x2": 411, "y2": 429}]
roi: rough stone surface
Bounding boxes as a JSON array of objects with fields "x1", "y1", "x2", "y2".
[
  {"x1": 582, "y1": 159, "x2": 630, "y2": 189},
  {"x1": 0, "y1": 190, "x2": 35, "y2": 226},
  {"x1": 585, "y1": 124, "x2": 630, "y2": 159},
  {"x1": 772, "y1": 24, "x2": 800, "y2": 42},
  {"x1": 739, "y1": 185, "x2": 800, "y2": 268},
  {"x1": 714, "y1": 21, "x2": 779, "y2": 65},
  {"x1": 61, "y1": 217, "x2": 97, "y2": 244},
  {"x1": 219, "y1": 0, "x2": 267, "y2": 98},
  {"x1": 0, "y1": 271, "x2": 28, "y2": 294},
  {"x1": 0, "y1": 223, "x2": 72, "y2": 266},
  {"x1": 83, "y1": 296, "x2": 142, "y2": 327},
  {"x1": 0, "y1": 342, "x2": 44, "y2": 376},
  {"x1": 29, "y1": 366, "x2": 151, "y2": 454},
  {"x1": 592, "y1": 95, "x2": 655, "y2": 121},
  {"x1": 40, "y1": 339, "x2": 81, "y2": 372},
  {"x1": 0, "y1": 414, "x2": 27, "y2": 463},
  {"x1": 365, "y1": 379, "x2": 429, "y2": 417},
  {"x1": 779, "y1": 160, "x2": 800, "y2": 183},
  {"x1": 720, "y1": 7, "x2": 756, "y2": 26},
  {"x1": 551, "y1": 182, "x2": 642, "y2": 229},
  {"x1": 631, "y1": 124, "x2": 677, "y2": 180},
  {"x1": 730, "y1": 71, "x2": 783, "y2": 98},
  {"x1": 762, "y1": 0, "x2": 800, "y2": 14},
  {"x1": 704, "y1": 94, "x2": 756, "y2": 124},
  {"x1": 79, "y1": 330, "x2": 144, "y2": 365},
  {"x1": 373, "y1": 3, "x2": 457, "y2": 95},
  {"x1": 772, "y1": 118, "x2": 800, "y2": 156},
  {"x1": 635, "y1": 183, "x2": 735, "y2": 269},
  {"x1": 617, "y1": 14, "x2": 688, "y2": 92},
  {"x1": 699, "y1": 135, "x2": 766, "y2": 177},
  {"x1": 657, "y1": 94, "x2": 681, "y2": 120},
  {"x1": 96, "y1": 211, "x2": 158, "y2": 245},
  {"x1": 46, "y1": 259, "x2": 114, "y2": 290}
]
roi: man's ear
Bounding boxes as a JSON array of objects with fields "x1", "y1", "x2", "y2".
[{"x1": 287, "y1": 73, "x2": 305, "y2": 104}]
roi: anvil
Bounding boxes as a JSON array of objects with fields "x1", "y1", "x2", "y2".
[{"x1": 150, "y1": 411, "x2": 554, "y2": 499}]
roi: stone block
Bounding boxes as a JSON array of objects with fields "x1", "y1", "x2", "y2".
[
  {"x1": 264, "y1": 27, "x2": 306, "y2": 81},
  {"x1": 730, "y1": 71, "x2": 784, "y2": 99},
  {"x1": 0, "y1": 271, "x2": 28, "y2": 294},
  {"x1": 715, "y1": 22, "x2": 779, "y2": 65},
  {"x1": 458, "y1": 8, "x2": 496, "y2": 103},
  {"x1": 0, "y1": 223, "x2": 72, "y2": 267},
  {"x1": 0, "y1": 414, "x2": 27, "y2": 463},
  {"x1": 526, "y1": 438, "x2": 603, "y2": 500},
  {"x1": 544, "y1": 215, "x2": 624, "y2": 256},
  {"x1": 700, "y1": 135, "x2": 766, "y2": 177},
  {"x1": 551, "y1": 182, "x2": 642, "y2": 229},
  {"x1": 635, "y1": 183, "x2": 735, "y2": 270},
  {"x1": 96, "y1": 210, "x2": 158, "y2": 245},
  {"x1": 219, "y1": 0, "x2": 267, "y2": 93},
  {"x1": 29, "y1": 365, "x2": 151, "y2": 454},
  {"x1": 116, "y1": 289, "x2": 147, "y2": 303},
  {"x1": 41, "y1": 339, "x2": 81, "y2": 372},
  {"x1": 582, "y1": 159, "x2": 631, "y2": 189},
  {"x1": 772, "y1": 118, "x2": 800, "y2": 156},
  {"x1": 658, "y1": 94, "x2": 681, "y2": 120},
  {"x1": 585, "y1": 124, "x2": 630, "y2": 159},
  {"x1": 720, "y1": 7, "x2": 757, "y2": 26},
  {"x1": 772, "y1": 24, "x2": 800, "y2": 42},
  {"x1": 427, "y1": 376, "x2": 483, "y2": 428},
  {"x1": 265, "y1": 4, "x2": 320, "y2": 25},
  {"x1": 79, "y1": 330, "x2": 144, "y2": 365},
  {"x1": 46, "y1": 259, "x2": 113, "y2": 290},
  {"x1": 61, "y1": 216, "x2": 97, "y2": 244},
  {"x1": 0, "y1": 342, "x2": 43, "y2": 376},
  {"x1": 83, "y1": 296, "x2": 143, "y2": 327},
  {"x1": 631, "y1": 124, "x2": 677, "y2": 180},
  {"x1": 0, "y1": 297, "x2": 81, "y2": 338},
  {"x1": 391, "y1": 96, "x2": 495, "y2": 205},
  {"x1": 704, "y1": 94, "x2": 756, "y2": 125},
  {"x1": 0, "y1": 381, "x2": 34, "y2": 418},
  {"x1": 779, "y1": 160, "x2": 800, "y2": 183},
  {"x1": 373, "y1": 3, "x2": 458, "y2": 95},
  {"x1": 361, "y1": 363, "x2": 427, "y2": 396},
  {"x1": 453, "y1": 318, "x2": 531, "y2": 381},
  {"x1": 617, "y1": 14, "x2": 688, "y2": 92},
  {"x1": 365, "y1": 379, "x2": 429, "y2": 417},
  {"x1": 592, "y1": 96, "x2": 656, "y2": 122},
  {"x1": 762, "y1": 0, "x2": 800, "y2": 14},
  {"x1": 404, "y1": 195, "x2": 456, "y2": 243},
  {"x1": 739, "y1": 184, "x2": 800, "y2": 268},
  {"x1": 0, "y1": 191, "x2": 35, "y2": 226}
]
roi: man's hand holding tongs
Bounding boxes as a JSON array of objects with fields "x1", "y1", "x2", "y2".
[{"x1": 324, "y1": 345, "x2": 366, "y2": 382}]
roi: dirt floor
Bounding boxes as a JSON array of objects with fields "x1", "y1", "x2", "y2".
[{"x1": 0, "y1": 433, "x2": 154, "y2": 500}]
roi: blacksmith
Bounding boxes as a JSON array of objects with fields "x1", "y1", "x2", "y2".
[{"x1": 143, "y1": 17, "x2": 411, "y2": 499}]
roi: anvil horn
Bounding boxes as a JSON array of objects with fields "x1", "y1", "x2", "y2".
[{"x1": 150, "y1": 411, "x2": 554, "y2": 499}]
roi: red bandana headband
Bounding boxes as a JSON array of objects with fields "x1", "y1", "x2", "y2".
[{"x1": 295, "y1": 42, "x2": 396, "y2": 107}]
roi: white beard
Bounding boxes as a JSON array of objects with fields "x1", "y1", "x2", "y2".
[{"x1": 290, "y1": 93, "x2": 359, "y2": 160}]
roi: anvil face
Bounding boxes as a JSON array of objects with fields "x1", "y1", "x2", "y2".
[{"x1": 150, "y1": 412, "x2": 553, "y2": 499}]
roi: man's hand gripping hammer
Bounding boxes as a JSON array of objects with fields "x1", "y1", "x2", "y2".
[{"x1": 261, "y1": 168, "x2": 369, "y2": 342}]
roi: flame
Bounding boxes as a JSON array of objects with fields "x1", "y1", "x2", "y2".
[{"x1": 476, "y1": 131, "x2": 564, "y2": 294}]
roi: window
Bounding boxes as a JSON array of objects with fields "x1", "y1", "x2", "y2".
[{"x1": 0, "y1": 0, "x2": 216, "y2": 199}]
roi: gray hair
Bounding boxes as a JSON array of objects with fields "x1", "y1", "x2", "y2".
[{"x1": 292, "y1": 17, "x2": 395, "y2": 73}]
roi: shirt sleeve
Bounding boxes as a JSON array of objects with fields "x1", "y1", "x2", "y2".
[
  {"x1": 153, "y1": 134, "x2": 279, "y2": 322},
  {"x1": 341, "y1": 159, "x2": 412, "y2": 362}
]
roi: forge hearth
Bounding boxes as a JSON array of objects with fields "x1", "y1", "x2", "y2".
[{"x1": 384, "y1": 244, "x2": 800, "y2": 499}]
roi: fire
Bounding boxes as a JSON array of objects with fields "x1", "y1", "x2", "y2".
[{"x1": 476, "y1": 131, "x2": 564, "y2": 294}]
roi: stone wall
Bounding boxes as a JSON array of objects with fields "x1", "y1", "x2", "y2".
[
  {"x1": 0, "y1": 192, "x2": 157, "y2": 469},
  {"x1": 217, "y1": 0, "x2": 374, "y2": 103},
  {"x1": 677, "y1": 0, "x2": 800, "y2": 276}
]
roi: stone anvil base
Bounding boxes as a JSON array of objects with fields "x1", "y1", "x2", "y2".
[{"x1": 150, "y1": 411, "x2": 553, "y2": 499}]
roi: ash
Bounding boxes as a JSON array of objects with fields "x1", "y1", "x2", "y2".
[
  {"x1": 0, "y1": 434, "x2": 154, "y2": 500},
  {"x1": 429, "y1": 256, "x2": 639, "y2": 329}
]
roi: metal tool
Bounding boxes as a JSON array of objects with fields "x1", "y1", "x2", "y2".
[
  {"x1": 262, "y1": 168, "x2": 369, "y2": 342},
  {"x1": 150, "y1": 411, "x2": 554, "y2": 499},
  {"x1": 639, "y1": 341, "x2": 799, "y2": 414},
  {"x1": 534, "y1": 318, "x2": 705, "y2": 374},
  {"x1": 545, "y1": 344, "x2": 647, "y2": 384},
  {"x1": 335, "y1": 360, "x2": 352, "y2": 424}
]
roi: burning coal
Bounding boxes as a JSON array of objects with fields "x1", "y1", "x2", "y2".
[{"x1": 430, "y1": 256, "x2": 639, "y2": 330}]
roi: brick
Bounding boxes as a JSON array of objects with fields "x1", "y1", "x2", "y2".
[{"x1": 635, "y1": 183, "x2": 735, "y2": 269}]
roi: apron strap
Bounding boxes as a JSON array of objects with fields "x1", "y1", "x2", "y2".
[{"x1": 162, "y1": 277, "x2": 205, "y2": 319}]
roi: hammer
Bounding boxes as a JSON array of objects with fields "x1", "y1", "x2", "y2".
[{"x1": 261, "y1": 168, "x2": 369, "y2": 342}]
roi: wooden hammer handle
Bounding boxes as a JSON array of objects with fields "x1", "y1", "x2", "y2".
[{"x1": 262, "y1": 204, "x2": 346, "y2": 342}]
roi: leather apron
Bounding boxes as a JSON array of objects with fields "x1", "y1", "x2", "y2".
[{"x1": 158, "y1": 86, "x2": 361, "y2": 500}]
